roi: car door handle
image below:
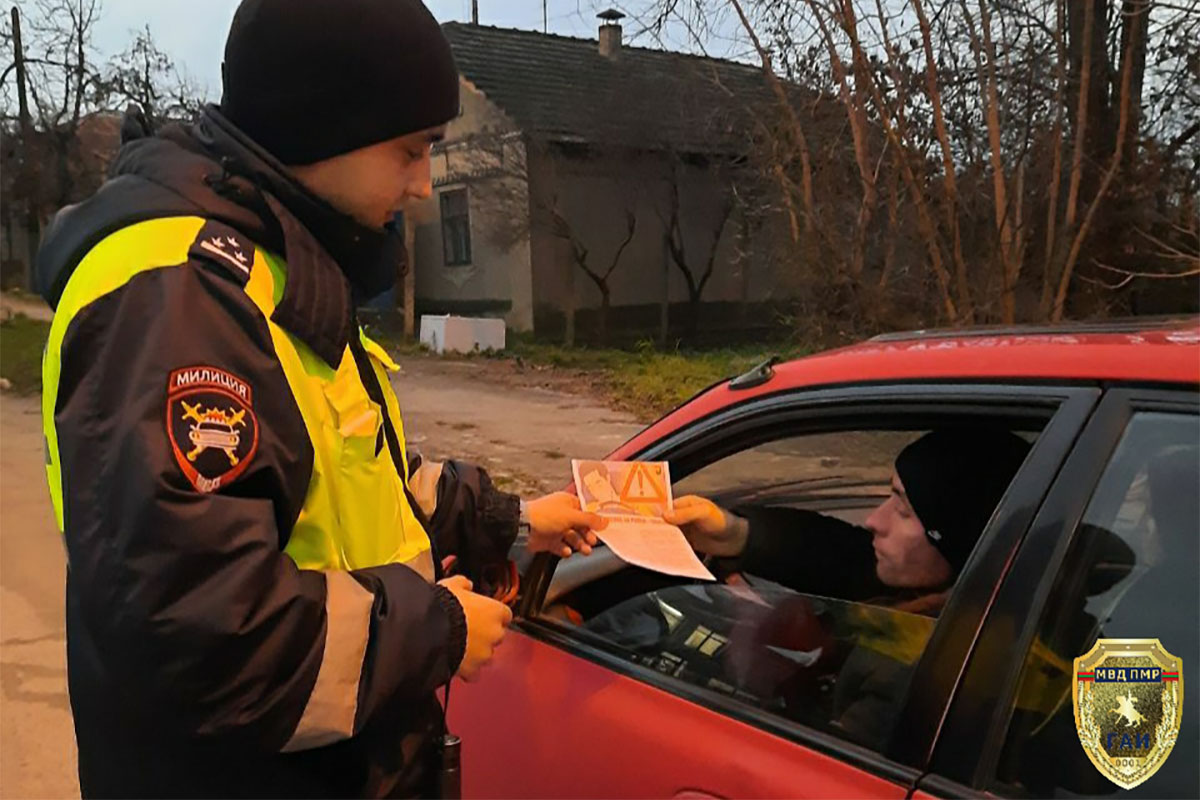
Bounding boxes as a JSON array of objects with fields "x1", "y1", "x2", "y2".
[{"x1": 674, "y1": 790, "x2": 727, "y2": 799}]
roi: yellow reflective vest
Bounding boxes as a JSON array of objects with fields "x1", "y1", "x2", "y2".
[{"x1": 43, "y1": 215, "x2": 434, "y2": 578}]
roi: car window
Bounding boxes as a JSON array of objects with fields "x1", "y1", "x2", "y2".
[
  {"x1": 991, "y1": 411, "x2": 1199, "y2": 798},
  {"x1": 674, "y1": 430, "x2": 916, "y2": 528},
  {"x1": 542, "y1": 422, "x2": 1039, "y2": 756},
  {"x1": 582, "y1": 582, "x2": 936, "y2": 751}
]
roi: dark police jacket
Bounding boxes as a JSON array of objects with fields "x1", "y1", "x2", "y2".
[{"x1": 35, "y1": 106, "x2": 518, "y2": 799}]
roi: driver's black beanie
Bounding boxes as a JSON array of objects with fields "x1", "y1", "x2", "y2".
[
  {"x1": 894, "y1": 428, "x2": 1031, "y2": 575},
  {"x1": 220, "y1": 0, "x2": 459, "y2": 166}
]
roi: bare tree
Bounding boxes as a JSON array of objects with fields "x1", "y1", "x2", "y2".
[
  {"x1": 1051, "y1": 0, "x2": 1147, "y2": 320},
  {"x1": 632, "y1": 0, "x2": 1197, "y2": 332},
  {"x1": 660, "y1": 156, "x2": 737, "y2": 339},
  {"x1": 0, "y1": 0, "x2": 103, "y2": 214},
  {"x1": 467, "y1": 130, "x2": 644, "y2": 346},
  {"x1": 1, "y1": 3, "x2": 205, "y2": 226},
  {"x1": 551, "y1": 205, "x2": 637, "y2": 346},
  {"x1": 96, "y1": 25, "x2": 204, "y2": 129}
]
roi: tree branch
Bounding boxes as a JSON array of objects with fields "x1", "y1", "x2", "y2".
[
  {"x1": 1053, "y1": 0, "x2": 1143, "y2": 320},
  {"x1": 728, "y1": 0, "x2": 814, "y2": 238},
  {"x1": 603, "y1": 211, "x2": 638, "y2": 282}
]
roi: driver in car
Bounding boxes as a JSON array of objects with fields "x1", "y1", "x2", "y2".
[
  {"x1": 665, "y1": 427, "x2": 1032, "y2": 616},
  {"x1": 662, "y1": 427, "x2": 1031, "y2": 748}
]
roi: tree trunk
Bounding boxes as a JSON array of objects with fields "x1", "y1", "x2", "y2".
[
  {"x1": 1116, "y1": 0, "x2": 1150, "y2": 166},
  {"x1": 1045, "y1": 0, "x2": 1098, "y2": 319},
  {"x1": 597, "y1": 287, "x2": 611, "y2": 348},
  {"x1": 738, "y1": 208, "x2": 752, "y2": 322},
  {"x1": 973, "y1": 0, "x2": 1018, "y2": 323},
  {"x1": 879, "y1": 162, "x2": 900, "y2": 291},
  {"x1": 913, "y1": 0, "x2": 969, "y2": 315},
  {"x1": 1067, "y1": 0, "x2": 1112, "y2": 184},
  {"x1": 1052, "y1": 0, "x2": 1142, "y2": 321},
  {"x1": 686, "y1": 290, "x2": 701, "y2": 342},
  {"x1": 809, "y1": 0, "x2": 874, "y2": 279},
  {"x1": 563, "y1": 258, "x2": 576, "y2": 347},
  {"x1": 1039, "y1": 0, "x2": 1069, "y2": 322},
  {"x1": 659, "y1": 235, "x2": 670, "y2": 346}
]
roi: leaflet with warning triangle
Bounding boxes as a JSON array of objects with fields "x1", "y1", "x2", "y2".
[{"x1": 572, "y1": 459, "x2": 714, "y2": 581}]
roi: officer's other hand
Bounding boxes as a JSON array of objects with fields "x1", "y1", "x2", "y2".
[
  {"x1": 439, "y1": 575, "x2": 512, "y2": 681},
  {"x1": 663, "y1": 495, "x2": 749, "y2": 558},
  {"x1": 525, "y1": 492, "x2": 607, "y2": 558}
]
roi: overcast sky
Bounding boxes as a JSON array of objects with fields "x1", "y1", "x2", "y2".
[{"x1": 89, "y1": 1, "x2": 695, "y2": 102}]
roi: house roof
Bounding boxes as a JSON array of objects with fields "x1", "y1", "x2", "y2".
[{"x1": 441, "y1": 22, "x2": 782, "y2": 155}]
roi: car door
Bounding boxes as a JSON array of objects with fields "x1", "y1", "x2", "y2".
[
  {"x1": 916, "y1": 386, "x2": 1199, "y2": 798},
  {"x1": 448, "y1": 383, "x2": 1099, "y2": 799}
]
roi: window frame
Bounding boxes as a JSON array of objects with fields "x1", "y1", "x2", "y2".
[
  {"x1": 439, "y1": 187, "x2": 472, "y2": 267},
  {"x1": 923, "y1": 385, "x2": 1199, "y2": 796},
  {"x1": 513, "y1": 381, "x2": 1100, "y2": 781}
]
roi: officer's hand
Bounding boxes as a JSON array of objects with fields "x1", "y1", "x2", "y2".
[
  {"x1": 525, "y1": 492, "x2": 607, "y2": 558},
  {"x1": 663, "y1": 495, "x2": 750, "y2": 558},
  {"x1": 439, "y1": 576, "x2": 512, "y2": 681}
]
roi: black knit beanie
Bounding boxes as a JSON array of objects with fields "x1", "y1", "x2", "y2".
[
  {"x1": 220, "y1": 0, "x2": 460, "y2": 166},
  {"x1": 894, "y1": 428, "x2": 1031, "y2": 575}
]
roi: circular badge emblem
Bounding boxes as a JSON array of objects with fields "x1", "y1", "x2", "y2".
[{"x1": 166, "y1": 366, "x2": 258, "y2": 493}]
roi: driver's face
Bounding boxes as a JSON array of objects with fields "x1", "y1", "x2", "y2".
[{"x1": 864, "y1": 471, "x2": 952, "y2": 589}]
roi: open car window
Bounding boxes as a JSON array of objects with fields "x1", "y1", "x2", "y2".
[
  {"x1": 539, "y1": 415, "x2": 1044, "y2": 756},
  {"x1": 674, "y1": 430, "x2": 914, "y2": 526}
]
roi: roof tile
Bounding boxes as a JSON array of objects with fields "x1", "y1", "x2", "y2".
[{"x1": 442, "y1": 22, "x2": 779, "y2": 154}]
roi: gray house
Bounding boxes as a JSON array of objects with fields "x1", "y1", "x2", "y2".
[{"x1": 406, "y1": 13, "x2": 803, "y2": 342}]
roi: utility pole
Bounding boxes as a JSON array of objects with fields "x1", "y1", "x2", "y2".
[
  {"x1": 471, "y1": 0, "x2": 478, "y2": 24},
  {"x1": 11, "y1": 7, "x2": 30, "y2": 140},
  {"x1": 543, "y1": 0, "x2": 547, "y2": 32},
  {"x1": 11, "y1": 5, "x2": 39, "y2": 289}
]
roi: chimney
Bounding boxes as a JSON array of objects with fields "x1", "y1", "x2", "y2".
[{"x1": 597, "y1": 9, "x2": 624, "y2": 58}]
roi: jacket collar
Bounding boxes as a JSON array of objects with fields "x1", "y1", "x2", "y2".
[{"x1": 192, "y1": 107, "x2": 402, "y2": 367}]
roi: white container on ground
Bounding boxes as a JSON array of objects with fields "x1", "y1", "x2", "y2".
[{"x1": 419, "y1": 315, "x2": 506, "y2": 354}]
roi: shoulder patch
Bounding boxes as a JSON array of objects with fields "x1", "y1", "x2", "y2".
[
  {"x1": 188, "y1": 221, "x2": 254, "y2": 285},
  {"x1": 166, "y1": 366, "x2": 259, "y2": 493}
]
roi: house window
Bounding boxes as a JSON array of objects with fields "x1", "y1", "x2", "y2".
[{"x1": 440, "y1": 188, "x2": 471, "y2": 266}]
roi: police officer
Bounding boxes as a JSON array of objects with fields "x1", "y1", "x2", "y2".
[{"x1": 35, "y1": 1, "x2": 603, "y2": 796}]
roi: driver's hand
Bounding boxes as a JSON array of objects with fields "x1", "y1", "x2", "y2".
[{"x1": 663, "y1": 495, "x2": 750, "y2": 558}]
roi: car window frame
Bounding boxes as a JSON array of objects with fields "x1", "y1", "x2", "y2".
[
  {"x1": 922, "y1": 385, "x2": 1199, "y2": 796},
  {"x1": 513, "y1": 381, "x2": 1100, "y2": 783}
]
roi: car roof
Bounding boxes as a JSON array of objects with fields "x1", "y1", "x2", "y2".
[{"x1": 616, "y1": 318, "x2": 1200, "y2": 458}]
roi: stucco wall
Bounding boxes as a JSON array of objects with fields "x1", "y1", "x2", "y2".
[
  {"x1": 526, "y1": 146, "x2": 788, "y2": 320},
  {"x1": 411, "y1": 77, "x2": 534, "y2": 331},
  {"x1": 410, "y1": 79, "x2": 794, "y2": 336}
]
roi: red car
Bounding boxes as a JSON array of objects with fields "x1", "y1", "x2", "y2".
[{"x1": 450, "y1": 319, "x2": 1200, "y2": 799}]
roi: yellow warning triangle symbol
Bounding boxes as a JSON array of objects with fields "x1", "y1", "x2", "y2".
[{"x1": 620, "y1": 463, "x2": 667, "y2": 504}]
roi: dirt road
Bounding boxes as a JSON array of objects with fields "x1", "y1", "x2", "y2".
[
  {"x1": 0, "y1": 293, "x2": 53, "y2": 323},
  {"x1": 0, "y1": 393, "x2": 78, "y2": 799},
  {"x1": 0, "y1": 356, "x2": 640, "y2": 798}
]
